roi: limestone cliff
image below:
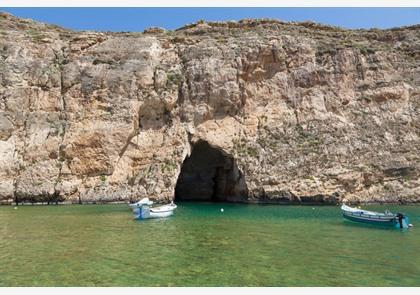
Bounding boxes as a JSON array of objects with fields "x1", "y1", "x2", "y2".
[{"x1": 0, "y1": 13, "x2": 419, "y2": 205}]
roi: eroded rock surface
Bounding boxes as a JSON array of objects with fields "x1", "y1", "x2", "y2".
[{"x1": 0, "y1": 13, "x2": 419, "y2": 204}]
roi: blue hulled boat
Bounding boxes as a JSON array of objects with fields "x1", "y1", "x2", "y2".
[
  {"x1": 341, "y1": 204, "x2": 413, "y2": 229},
  {"x1": 129, "y1": 198, "x2": 177, "y2": 220}
]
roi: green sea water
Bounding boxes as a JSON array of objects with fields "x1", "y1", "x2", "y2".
[{"x1": 0, "y1": 203, "x2": 419, "y2": 286}]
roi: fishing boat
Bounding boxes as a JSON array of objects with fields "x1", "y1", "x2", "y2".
[
  {"x1": 341, "y1": 204, "x2": 412, "y2": 229},
  {"x1": 129, "y1": 198, "x2": 177, "y2": 220}
]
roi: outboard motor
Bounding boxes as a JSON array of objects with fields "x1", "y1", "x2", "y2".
[
  {"x1": 133, "y1": 205, "x2": 151, "y2": 219},
  {"x1": 395, "y1": 213, "x2": 412, "y2": 229},
  {"x1": 396, "y1": 213, "x2": 404, "y2": 229}
]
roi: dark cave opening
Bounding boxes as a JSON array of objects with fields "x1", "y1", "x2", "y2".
[{"x1": 175, "y1": 140, "x2": 248, "y2": 202}]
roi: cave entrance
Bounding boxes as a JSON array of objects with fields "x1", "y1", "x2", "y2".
[{"x1": 175, "y1": 140, "x2": 248, "y2": 202}]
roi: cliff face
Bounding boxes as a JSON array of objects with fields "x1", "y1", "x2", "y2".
[{"x1": 0, "y1": 13, "x2": 419, "y2": 205}]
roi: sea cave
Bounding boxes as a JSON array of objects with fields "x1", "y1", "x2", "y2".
[{"x1": 175, "y1": 140, "x2": 248, "y2": 202}]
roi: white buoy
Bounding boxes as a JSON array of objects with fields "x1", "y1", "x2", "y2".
[
  {"x1": 409, "y1": 224, "x2": 413, "y2": 228},
  {"x1": 220, "y1": 208, "x2": 224, "y2": 212},
  {"x1": 312, "y1": 207, "x2": 315, "y2": 210},
  {"x1": 14, "y1": 207, "x2": 18, "y2": 210}
]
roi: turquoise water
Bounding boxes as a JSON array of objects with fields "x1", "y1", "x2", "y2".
[{"x1": 0, "y1": 203, "x2": 419, "y2": 286}]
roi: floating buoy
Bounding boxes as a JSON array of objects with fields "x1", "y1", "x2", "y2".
[
  {"x1": 409, "y1": 224, "x2": 413, "y2": 228},
  {"x1": 14, "y1": 207, "x2": 18, "y2": 210},
  {"x1": 312, "y1": 207, "x2": 315, "y2": 210},
  {"x1": 220, "y1": 208, "x2": 224, "y2": 212}
]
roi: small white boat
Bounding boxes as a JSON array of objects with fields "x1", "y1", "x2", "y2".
[
  {"x1": 129, "y1": 198, "x2": 177, "y2": 220},
  {"x1": 341, "y1": 204, "x2": 412, "y2": 229}
]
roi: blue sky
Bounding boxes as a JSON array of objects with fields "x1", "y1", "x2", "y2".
[{"x1": 1, "y1": 8, "x2": 419, "y2": 31}]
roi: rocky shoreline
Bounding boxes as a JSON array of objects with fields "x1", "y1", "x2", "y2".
[
  {"x1": 3, "y1": 199, "x2": 420, "y2": 206},
  {"x1": 0, "y1": 13, "x2": 419, "y2": 205}
]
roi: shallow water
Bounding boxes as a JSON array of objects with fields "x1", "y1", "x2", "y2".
[{"x1": 0, "y1": 203, "x2": 419, "y2": 286}]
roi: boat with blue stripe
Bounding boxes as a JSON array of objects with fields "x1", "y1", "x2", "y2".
[
  {"x1": 341, "y1": 204, "x2": 413, "y2": 229},
  {"x1": 129, "y1": 198, "x2": 177, "y2": 220}
]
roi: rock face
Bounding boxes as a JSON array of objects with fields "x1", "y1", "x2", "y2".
[{"x1": 0, "y1": 13, "x2": 419, "y2": 205}]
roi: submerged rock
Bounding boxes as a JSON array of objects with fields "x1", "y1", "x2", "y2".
[{"x1": 0, "y1": 13, "x2": 419, "y2": 204}]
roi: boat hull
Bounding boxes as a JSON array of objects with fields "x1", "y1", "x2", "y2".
[
  {"x1": 132, "y1": 204, "x2": 177, "y2": 220},
  {"x1": 149, "y1": 210, "x2": 174, "y2": 219},
  {"x1": 342, "y1": 213, "x2": 398, "y2": 227}
]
